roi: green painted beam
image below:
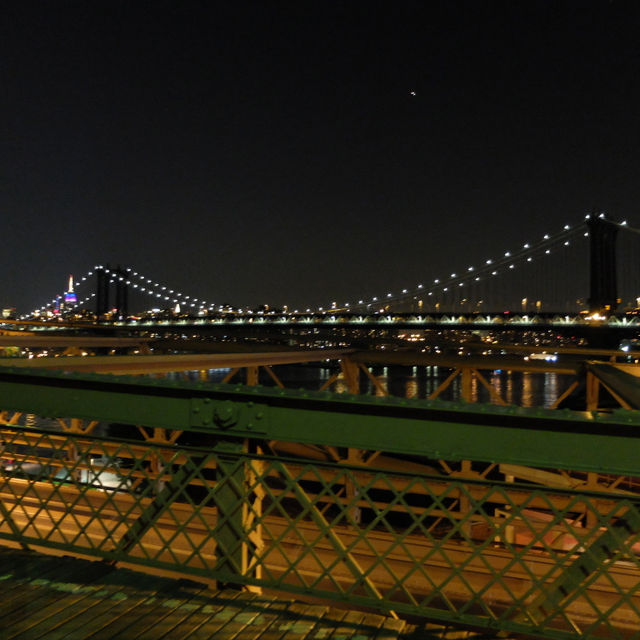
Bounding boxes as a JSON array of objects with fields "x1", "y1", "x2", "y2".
[
  {"x1": 0, "y1": 366, "x2": 639, "y2": 476},
  {"x1": 587, "y1": 362, "x2": 640, "y2": 409}
]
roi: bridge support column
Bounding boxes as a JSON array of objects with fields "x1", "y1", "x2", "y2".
[
  {"x1": 115, "y1": 273, "x2": 128, "y2": 320},
  {"x1": 95, "y1": 265, "x2": 130, "y2": 318},
  {"x1": 461, "y1": 368, "x2": 473, "y2": 402},
  {"x1": 246, "y1": 366, "x2": 259, "y2": 386},
  {"x1": 588, "y1": 215, "x2": 619, "y2": 313},
  {"x1": 213, "y1": 438, "x2": 250, "y2": 588},
  {"x1": 586, "y1": 371, "x2": 600, "y2": 411},
  {"x1": 96, "y1": 268, "x2": 109, "y2": 316},
  {"x1": 340, "y1": 358, "x2": 361, "y2": 394}
]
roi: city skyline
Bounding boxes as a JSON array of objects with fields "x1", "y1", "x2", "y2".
[{"x1": 4, "y1": 1, "x2": 640, "y2": 312}]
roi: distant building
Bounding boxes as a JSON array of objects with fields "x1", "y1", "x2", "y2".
[{"x1": 64, "y1": 275, "x2": 77, "y2": 304}]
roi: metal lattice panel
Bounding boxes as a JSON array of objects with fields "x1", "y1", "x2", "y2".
[{"x1": 1, "y1": 424, "x2": 640, "y2": 639}]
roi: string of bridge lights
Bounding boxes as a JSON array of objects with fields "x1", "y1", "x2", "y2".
[
  {"x1": 25, "y1": 213, "x2": 629, "y2": 319},
  {"x1": 112, "y1": 267, "x2": 213, "y2": 310},
  {"x1": 68, "y1": 292, "x2": 96, "y2": 310},
  {"x1": 26, "y1": 266, "x2": 224, "y2": 318},
  {"x1": 323, "y1": 214, "x2": 623, "y2": 313}
]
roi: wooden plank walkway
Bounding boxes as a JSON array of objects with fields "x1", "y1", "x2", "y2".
[
  {"x1": 0, "y1": 547, "x2": 519, "y2": 639},
  {"x1": 0, "y1": 548, "x2": 407, "y2": 640}
]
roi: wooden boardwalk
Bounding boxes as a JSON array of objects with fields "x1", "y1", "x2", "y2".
[
  {"x1": 0, "y1": 547, "x2": 408, "y2": 640},
  {"x1": 0, "y1": 547, "x2": 519, "y2": 639}
]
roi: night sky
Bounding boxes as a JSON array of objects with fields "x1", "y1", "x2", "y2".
[{"x1": 3, "y1": 1, "x2": 640, "y2": 313}]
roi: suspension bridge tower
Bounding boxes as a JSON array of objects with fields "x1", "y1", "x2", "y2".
[
  {"x1": 95, "y1": 266, "x2": 129, "y2": 319},
  {"x1": 587, "y1": 214, "x2": 619, "y2": 313}
]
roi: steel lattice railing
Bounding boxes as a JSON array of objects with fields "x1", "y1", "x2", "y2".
[{"x1": 1, "y1": 424, "x2": 640, "y2": 639}]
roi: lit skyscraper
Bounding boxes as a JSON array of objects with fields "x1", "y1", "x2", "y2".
[{"x1": 64, "y1": 275, "x2": 77, "y2": 304}]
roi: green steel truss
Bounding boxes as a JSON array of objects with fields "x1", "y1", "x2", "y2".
[
  {"x1": 0, "y1": 366, "x2": 639, "y2": 474},
  {"x1": 0, "y1": 366, "x2": 639, "y2": 638}
]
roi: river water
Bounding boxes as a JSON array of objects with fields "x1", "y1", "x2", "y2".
[{"x1": 169, "y1": 364, "x2": 575, "y2": 409}]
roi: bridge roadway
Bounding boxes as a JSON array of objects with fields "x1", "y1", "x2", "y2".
[
  {"x1": 6, "y1": 311, "x2": 640, "y2": 326},
  {"x1": 5, "y1": 311, "x2": 640, "y2": 338}
]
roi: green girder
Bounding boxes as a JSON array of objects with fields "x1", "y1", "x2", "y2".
[{"x1": 0, "y1": 365, "x2": 638, "y2": 475}]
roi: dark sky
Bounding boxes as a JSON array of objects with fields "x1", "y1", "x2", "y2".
[{"x1": 3, "y1": 0, "x2": 640, "y2": 313}]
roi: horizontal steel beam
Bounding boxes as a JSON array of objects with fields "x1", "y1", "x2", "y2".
[
  {"x1": 0, "y1": 349, "x2": 352, "y2": 374},
  {"x1": 0, "y1": 366, "x2": 639, "y2": 475}
]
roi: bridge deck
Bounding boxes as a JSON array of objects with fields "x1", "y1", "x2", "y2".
[
  {"x1": 0, "y1": 547, "x2": 419, "y2": 640},
  {"x1": 0, "y1": 546, "x2": 521, "y2": 640}
]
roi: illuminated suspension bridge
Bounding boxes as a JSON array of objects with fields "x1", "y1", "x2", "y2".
[{"x1": 27, "y1": 213, "x2": 640, "y2": 319}]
